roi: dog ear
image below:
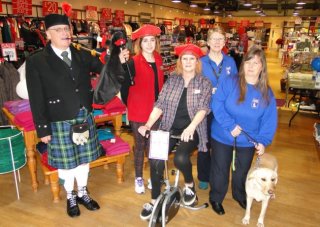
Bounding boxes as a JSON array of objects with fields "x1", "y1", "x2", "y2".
[{"x1": 247, "y1": 170, "x2": 257, "y2": 181}]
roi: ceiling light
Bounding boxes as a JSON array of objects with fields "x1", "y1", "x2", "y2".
[
  {"x1": 243, "y1": 0, "x2": 252, "y2": 7},
  {"x1": 250, "y1": 5, "x2": 257, "y2": 10},
  {"x1": 203, "y1": 5, "x2": 210, "y2": 11},
  {"x1": 296, "y1": 1, "x2": 306, "y2": 5},
  {"x1": 190, "y1": 3, "x2": 198, "y2": 8},
  {"x1": 171, "y1": 0, "x2": 181, "y2": 3},
  {"x1": 295, "y1": 6, "x2": 303, "y2": 9},
  {"x1": 255, "y1": 8, "x2": 262, "y2": 13}
]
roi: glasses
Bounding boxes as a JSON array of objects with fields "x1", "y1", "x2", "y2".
[
  {"x1": 48, "y1": 27, "x2": 71, "y2": 33},
  {"x1": 210, "y1": 37, "x2": 225, "y2": 42}
]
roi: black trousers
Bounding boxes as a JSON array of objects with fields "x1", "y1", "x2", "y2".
[
  {"x1": 209, "y1": 138, "x2": 255, "y2": 203},
  {"x1": 197, "y1": 113, "x2": 212, "y2": 182},
  {"x1": 150, "y1": 133, "x2": 199, "y2": 200}
]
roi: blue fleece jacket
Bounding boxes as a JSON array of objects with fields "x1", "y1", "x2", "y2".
[
  {"x1": 200, "y1": 52, "x2": 238, "y2": 87},
  {"x1": 211, "y1": 76, "x2": 278, "y2": 147}
]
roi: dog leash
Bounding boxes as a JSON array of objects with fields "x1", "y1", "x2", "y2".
[
  {"x1": 232, "y1": 130, "x2": 259, "y2": 171},
  {"x1": 241, "y1": 130, "x2": 262, "y2": 168}
]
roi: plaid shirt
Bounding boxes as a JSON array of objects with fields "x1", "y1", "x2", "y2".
[{"x1": 155, "y1": 73, "x2": 213, "y2": 152}]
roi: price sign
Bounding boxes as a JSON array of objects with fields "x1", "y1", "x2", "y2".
[
  {"x1": 241, "y1": 20, "x2": 250, "y2": 27},
  {"x1": 85, "y1": 6, "x2": 98, "y2": 21},
  {"x1": 254, "y1": 20, "x2": 264, "y2": 27},
  {"x1": 101, "y1": 8, "x2": 112, "y2": 21},
  {"x1": 228, "y1": 21, "x2": 237, "y2": 27},
  {"x1": 12, "y1": 0, "x2": 32, "y2": 15},
  {"x1": 42, "y1": 1, "x2": 58, "y2": 16},
  {"x1": 1, "y1": 43, "x2": 18, "y2": 61},
  {"x1": 114, "y1": 10, "x2": 125, "y2": 23}
]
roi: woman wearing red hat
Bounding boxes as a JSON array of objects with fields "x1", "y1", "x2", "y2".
[
  {"x1": 120, "y1": 24, "x2": 165, "y2": 194},
  {"x1": 138, "y1": 44, "x2": 212, "y2": 220}
]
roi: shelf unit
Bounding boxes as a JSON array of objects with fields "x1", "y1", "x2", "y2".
[
  {"x1": 159, "y1": 34, "x2": 177, "y2": 78},
  {"x1": 282, "y1": 17, "x2": 320, "y2": 38}
]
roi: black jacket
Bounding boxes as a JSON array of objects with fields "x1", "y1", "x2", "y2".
[{"x1": 26, "y1": 44, "x2": 103, "y2": 137}]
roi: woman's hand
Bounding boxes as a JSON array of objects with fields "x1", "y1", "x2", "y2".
[
  {"x1": 41, "y1": 135, "x2": 51, "y2": 144},
  {"x1": 255, "y1": 143, "x2": 265, "y2": 155},
  {"x1": 138, "y1": 125, "x2": 150, "y2": 137},
  {"x1": 181, "y1": 124, "x2": 196, "y2": 142},
  {"x1": 119, "y1": 48, "x2": 130, "y2": 64},
  {"x1": 231, "y1": 125, "x2": 242, "y2": 137}
]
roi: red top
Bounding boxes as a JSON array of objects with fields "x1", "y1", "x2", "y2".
[{"x1": 127, "y1": 52, "x2": 164, "y2": 122}]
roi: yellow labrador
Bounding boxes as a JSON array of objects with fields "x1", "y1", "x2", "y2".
[{"x1": 242, "y1": 153, "x2": 278, "y2": 227}]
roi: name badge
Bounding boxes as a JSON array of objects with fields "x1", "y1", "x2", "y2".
[{"x1": 212, "y1": 87, "x2": 217, "y2": 94}]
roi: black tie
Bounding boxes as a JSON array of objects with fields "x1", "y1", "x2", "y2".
[{"x1": 61, "y1": 51, "x2": 71, "y2": 67}]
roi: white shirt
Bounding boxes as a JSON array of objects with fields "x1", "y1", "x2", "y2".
[{"x1": 51, "y1": 45, "x2": 72, "y2": 61}]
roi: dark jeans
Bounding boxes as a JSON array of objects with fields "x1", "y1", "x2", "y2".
[
  {"x1": 197, "y1": 113, "x2": 212, "y2": 182},
  {"x1": 209, "y1": 138, "x2": 255, "y2": 203},
  {"x1": 150, "y1": 133, "x2": 199, "y2": 200}
]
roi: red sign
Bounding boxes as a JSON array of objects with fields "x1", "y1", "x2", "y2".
[
  {"x1": 228, "y1": 21, "x2": 237, "y2": 27},
  {"x1": 71, "y1": 11, "x2": 78, "y2": 20},
  {"x1": 180, "y1": 18, "x2": 185, "y2": 26},
  {"x1": 0, "y1": 0, "x2": 2, "y2": 13},
  {"x1": 42, "y1": 1, "x2": 58, "y2": 16},
  {"x1": 114, "y1": 10, "x2": 125, "y2": 22},
  {"x1": 85, "y1": 5, "x2": 98, "y2": 20},
  {"x1": 241, "y1": 20, "x2": 250, "y2": 27},
  {"x1": 101, "y1": 8, "x2": 112, "y2": 21},
  {"x1": 12, "y1": 0, "x2": 32, "y2": 15},
  {"x1": 254, "y1": 20, "x2": 264, "y2": 27},
  {"x1": 199, "y1": 18, "x2": 206, "y2": 25},
  {"x1": 1, "y1": 43, "x2": 18, "y2": 61}
]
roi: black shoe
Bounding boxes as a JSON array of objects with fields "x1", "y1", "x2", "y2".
[
  {"x1": 182, "y1": 185, "x2": 197, "y2": 206},
  {"x1": 77, "y1": 194, "x2": 100, "y2": 211},
  {"x1": 66, "y1": 192, "x2": 80, "y2": 218},
  {"x1": 140, "y1": 203, "x2": 154, "y2": 220},
  {"x1": 235, "y1": 199, "x2": 247, "y2": 209},
  {"x1": 210, "y1": 201, "x2": 225, "y2": 215}
]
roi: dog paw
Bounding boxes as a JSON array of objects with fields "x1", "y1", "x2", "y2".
[
  {"x1": 242, "y1": 217, "x2": 250, "y2": 225},
  {"x1": 257, "y1": 221, "x2": 264, "y2": 227}
]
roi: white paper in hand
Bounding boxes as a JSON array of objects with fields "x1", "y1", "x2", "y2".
[{"x1": 149, "y1": 130, "x2": 170, "y2": 160}]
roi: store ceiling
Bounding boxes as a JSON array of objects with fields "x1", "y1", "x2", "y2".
[{"x1": 179, "y1": 0, "x2": 319, "y2": 15}]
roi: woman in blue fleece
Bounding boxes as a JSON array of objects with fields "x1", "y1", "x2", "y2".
[
  {"x1": 209, "y1": 46, "x2": 277, "y2": 215},
  {"x1": 198, "y1": 27, "x2": 238, "y2": 190}
]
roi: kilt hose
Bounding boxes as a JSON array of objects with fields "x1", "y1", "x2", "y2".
[{"x1": 48, "y1": 108, "x2": 102, "y2": 169}]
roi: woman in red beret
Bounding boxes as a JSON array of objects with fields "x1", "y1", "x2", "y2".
[
  {"x1": 120, "y1": 24, "x2": 165, "y2": 195},
  {"x1": 138, "y1": 44, "x2": 212, "y2": 220}
]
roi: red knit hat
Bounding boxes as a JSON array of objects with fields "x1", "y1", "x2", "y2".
[
  {"x1": 131, "y1": 24, "x2": 161, "y2": 40},
  {"x1": 174, "y1": 44, "x2": 204, "y2": 58}
]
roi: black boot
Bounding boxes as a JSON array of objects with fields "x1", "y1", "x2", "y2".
[
  {"x1": 67, "y1": 191, "x2": 80, "y2": 217},
  {"x1": 77, "y1": 187, "x2": 100, "y2": 211}
]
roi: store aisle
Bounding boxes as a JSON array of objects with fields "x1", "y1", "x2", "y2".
[{"x1": 0, "y1": 50, "x2": 319, "y2": 227}]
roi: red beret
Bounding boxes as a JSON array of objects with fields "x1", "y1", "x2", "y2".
[
  {"x1": 174, "y1": 44, "x2": 204, "y2": 58},
  {"x1": 131, "y1": 24, "x2": 161, "y2": 40}
]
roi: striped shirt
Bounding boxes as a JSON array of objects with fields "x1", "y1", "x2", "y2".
[{"x1": 155, "y1": 73, "x2": 213, "y2": 152}]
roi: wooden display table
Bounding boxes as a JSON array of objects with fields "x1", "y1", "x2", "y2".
[
  {"x1": 2, "y1": 107, "x2": 126, "y2": 201},
  {"x1": 40, "y1": 151, "x2": 129, "y2": 203}
]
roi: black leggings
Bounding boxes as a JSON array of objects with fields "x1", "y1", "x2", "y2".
[{"x1": 150, "y1": 133, "x2": 199, "y2": 200}]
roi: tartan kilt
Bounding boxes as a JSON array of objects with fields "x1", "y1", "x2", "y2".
[{"x1": 48, "y1": 108, "x2": 101, "y2": 169}]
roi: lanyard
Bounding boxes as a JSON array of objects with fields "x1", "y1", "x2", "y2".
[{"x1": 210, "y1": 59, "x2": 224, "y2": 81}]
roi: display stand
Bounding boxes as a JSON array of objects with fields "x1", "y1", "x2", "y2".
[{"x1": 0, "y1": 126, "x2": 26, "y2": 200}]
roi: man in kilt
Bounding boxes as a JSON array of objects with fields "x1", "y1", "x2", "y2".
[{"x1": 26, "y1": 14, "x2": 129, "y2": 217}]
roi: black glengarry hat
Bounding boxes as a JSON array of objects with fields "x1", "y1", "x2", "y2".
[{"x1": 44, "y1": 14, "x2": 69, "y2": 29}]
